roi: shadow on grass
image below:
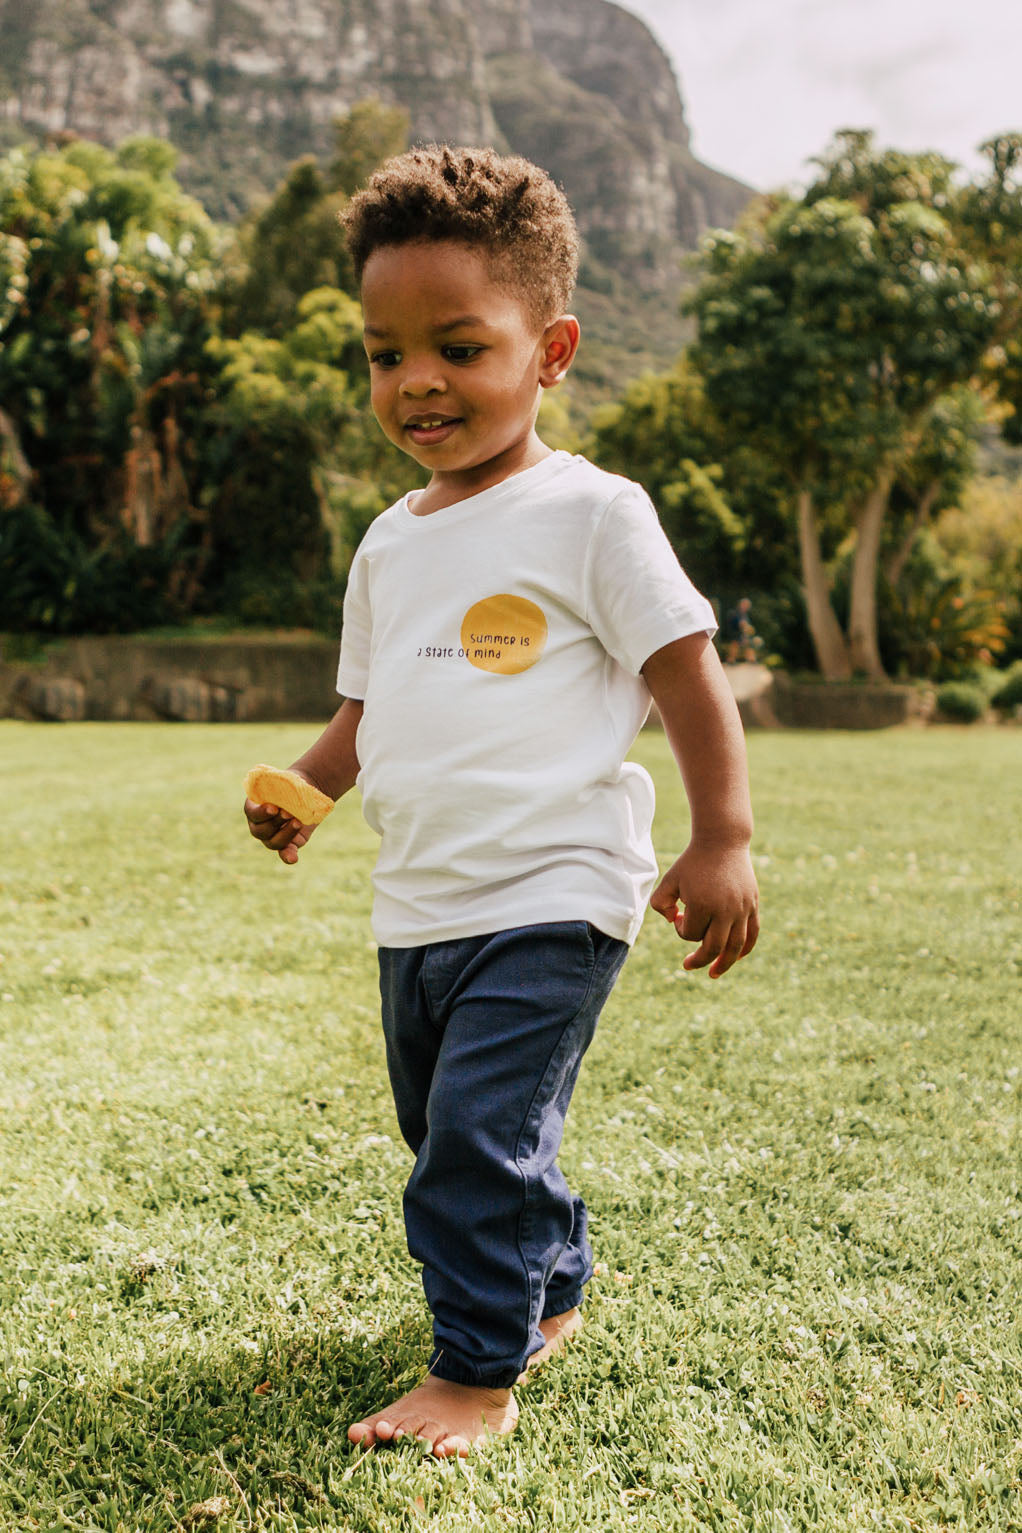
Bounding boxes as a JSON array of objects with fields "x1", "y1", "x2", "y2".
[{"x1": 3, "y1": 1317, "x2": 438, "y2": 1530}]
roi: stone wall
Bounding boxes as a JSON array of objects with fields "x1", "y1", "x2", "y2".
[
  {"x1": 1, "y1": 634, "x2": 341, "y2": 722},
  {"x1": 766, "y1": 674, "x2": 931, "y2": 730}
]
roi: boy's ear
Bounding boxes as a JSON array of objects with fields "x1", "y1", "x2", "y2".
[{"x1": 538, "y1": 315, "x2": 581, "y2": 389}]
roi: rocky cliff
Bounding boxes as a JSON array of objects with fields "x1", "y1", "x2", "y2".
[{"x1": 0, "y1": 0, "x2": 751, "y2": 287}]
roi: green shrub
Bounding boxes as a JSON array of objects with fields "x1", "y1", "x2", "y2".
[
  {"x1": 967, "y1": 663, "x2": 1008, "y2": 700},
  {"x1": 873, "y1": 554, "x2": 1010, "y2": 681},
  {"x1": 990, "y1": 660, "x2": 1022, "y2": 711},
  {"x1": 0, "y1": 502, "x2": 194, "y2": 633},
  {"x1": 935, "y1": 680, "x2": 987, "y2": 722},
  {"x1": 219, "y1": 567, "x2": 345, "y2": 636}
]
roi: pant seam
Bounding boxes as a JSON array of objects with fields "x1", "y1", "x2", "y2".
[{"x1": 512, "y1": 929, "x2": 605, "y2": 1370}]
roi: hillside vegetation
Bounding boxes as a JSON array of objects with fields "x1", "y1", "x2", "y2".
[{"x1": 2, "y1": 119, "x2": 1021, "y2": 687}]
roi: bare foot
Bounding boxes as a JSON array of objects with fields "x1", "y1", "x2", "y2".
[
  {"x1": 347, "y1": 1376, "x2": 518, "y2": 1458},
  {"x1": 517, "y1": 1307, "x2": 583, "y2": 1382}
]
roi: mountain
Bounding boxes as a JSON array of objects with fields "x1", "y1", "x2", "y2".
[
  {"x1": 0, "y1": 0, "x2": 754, "y2": 386},
  {"x1": 1, "y1": 0, "x2": 750, "y2": 258}
]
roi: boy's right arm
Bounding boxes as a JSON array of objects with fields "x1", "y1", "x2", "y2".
[{"x1": 244, "y1": 697, "x2": 364, "y2": 865}]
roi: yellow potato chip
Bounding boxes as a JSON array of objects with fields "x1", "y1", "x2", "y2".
[{"x1": 244, "y1": 765, "x2": 335, "y2": 825}]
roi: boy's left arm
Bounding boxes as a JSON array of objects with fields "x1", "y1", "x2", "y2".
[{"x1": 641, "y1": 632, "x2": 760, "y2": 979}]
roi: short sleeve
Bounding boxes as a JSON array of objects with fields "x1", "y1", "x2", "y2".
[
  {"x1": 583, "y1": 484, "x2": 717, "y2": 676},
  {"x1": 336, "y1": 544, "x2": 372, "y2": 698}
]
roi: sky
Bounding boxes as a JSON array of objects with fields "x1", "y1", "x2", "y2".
[{"x1": 621, "y1": 0, "x2": 1022, "y2": 192}]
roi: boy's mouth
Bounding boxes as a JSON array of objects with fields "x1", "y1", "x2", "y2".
[{"x1": 404, "y1": 414, "x2": 461, "y2": 446}]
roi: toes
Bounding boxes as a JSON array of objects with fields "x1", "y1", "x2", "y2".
[
  {"x1": 347, "y1": 1387, "x2": 515, "y2": 1458},
  {"x1": 411, "y1": 1417, "x2": 445, "y2": 1451},
  {"x1": 435, "y1": 1434, "x2": 471, "y2": 1458},
  {"x1": 377, "y1": 1414, "x2": 434, "y2": 1447}
]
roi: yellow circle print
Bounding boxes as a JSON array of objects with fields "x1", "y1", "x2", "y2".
[{"x1": 460, "y1": 594, "x2": 548, "y2": 675}]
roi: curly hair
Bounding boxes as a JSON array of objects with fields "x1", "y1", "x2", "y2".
[{"x1": 340, "y1": 145, "x2": 580, "y2": 325}]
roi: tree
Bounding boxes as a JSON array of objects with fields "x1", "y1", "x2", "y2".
[
  {"x1": 0, "y1": 135, "x2": 225, "y2": 628},
  {"x1": 882, "y1": 386, "x2": 985, "y2": 589},
  {"x1": 957, "y1": 134, "x2": 1022, "y2": 444},
  {"x1": 929, "y1": 471, "x2": 1022, "y2": 664},
  {"x1": 0, "y1": 104, "x2": 415, "y2": 634},
  {"x1": 330, "y1": 98, "x2": 409, "y2": 198},
  {"x1": 588, "y1": 358, "x2": 794, "y2": 591},
  {"x1": 205, "y1": 286, "x2": 366, "y2": 620},
  {"x1": 228, "y1": 157, "x2": 353, "y2": 337},
  {"x1": 229, "y1": 100, "x2": 408, "y2": 336},
  {"x1": 805, "y1": 134, "x2": 1003, "y2": 676},
  {"x1": 686, "y1": 133, "x2": 1000, "y2": 678}
]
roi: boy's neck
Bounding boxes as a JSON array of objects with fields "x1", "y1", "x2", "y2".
[{"x1": 409, "y1": 434, "x2": 554, "y2": 517}]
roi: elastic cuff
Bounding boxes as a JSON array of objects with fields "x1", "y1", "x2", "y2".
[
  {"x1": 427, "y1": 1349, "x2": 519, "y2": 1390},
  {"x1": 540, "y1": 1283, "x2": 587, "y2": 1323}
]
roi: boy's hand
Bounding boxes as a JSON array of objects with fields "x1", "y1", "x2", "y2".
[
  {"x1": 242, "y1": 702, "x2": 362, "y2": 865},
  {"x1": 650, "y1": 841, "x2": 759, "y2": 979},
  {"x1": 244, "y1": 799, "x2": 317, "y2": 865}
]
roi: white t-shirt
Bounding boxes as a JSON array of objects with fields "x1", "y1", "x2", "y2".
[{"x1": 337, "y1": 451, "x2": 716, "y2": 948}]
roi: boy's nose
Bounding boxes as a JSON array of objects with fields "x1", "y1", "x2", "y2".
[{"x1": 399, "y1": 368, "x2": 446, "y2": 399}]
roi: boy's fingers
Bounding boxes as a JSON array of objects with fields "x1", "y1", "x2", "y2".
[
  {"x1": 248, "y1": 819, "x2": 287, "y2": 845},
  {"x1": 681, "y1": 916, "x2": 726, "y2": 972},
  {"x1": 649, "y1": 878, "x2": 680, "y2": 921},
  {"x1": 245, "y1": 798, "x2": 282, "y2": 832},
  {"x1": 245, "y1": 794, "x2": 316, "y2": 866},
  {"x1": 693, "y1": 911, "x2": 760, "y2": 978},
  {"x1": 278, "y1": 825, "x2": 314, "y2": 863},
  {"x1": 704, "y1": 923, "x2": 751, "y2": 978},
  {"x1": 245, "y1": 799, "x2": 305, "y2": 849},
  {"x1": 678, "y1": 900, "x2": 712, "y2": 944},
  {"x1": 264, "y1": 819, "x2": 304, "y2": 849}
]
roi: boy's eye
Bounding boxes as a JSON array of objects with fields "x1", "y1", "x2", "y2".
[
  {"x1": 442, "y1": 344, "x2": 483, "y2": 362},
  {"x1": 369, "y1": 350, "x2": 401, "y2": 368}
]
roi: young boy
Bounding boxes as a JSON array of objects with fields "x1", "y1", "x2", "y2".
[{"x1": 244, "y1": 146, "x2": 759, "y2": 1458}]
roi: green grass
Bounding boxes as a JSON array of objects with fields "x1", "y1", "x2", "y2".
[{"x1": 1, "y1": 723, "x2": 1020, "y2": 1532}]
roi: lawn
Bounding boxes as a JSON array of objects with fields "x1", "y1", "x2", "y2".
[{"x1": 1, "y1": 722, "x2": 1020, "y2": 1532}]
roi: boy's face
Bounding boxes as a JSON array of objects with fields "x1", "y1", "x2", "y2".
[{"x1": 360, "y1": 240, "x2": 576, "y2": 495}]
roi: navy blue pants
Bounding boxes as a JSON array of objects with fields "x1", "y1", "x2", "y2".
[{"x1": 378, "y1": 921, "x2": 629, "y2": 1388}]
